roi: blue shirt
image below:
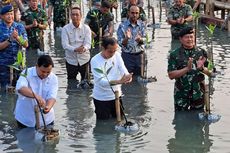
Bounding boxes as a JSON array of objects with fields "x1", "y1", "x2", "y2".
[
  {"x1": 117, "y1": 19, "x2": 146, "y2": 54},
  {"x1": 0, "y1": 21, "x2": 28, "y2": 65}
]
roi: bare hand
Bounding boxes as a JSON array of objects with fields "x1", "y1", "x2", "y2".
[
  {"x1": 32, "y1": 19, "x2": 38, "y2": 28},
  {"x1": 35, "y1": 94, "x2": 46, "y2": 108},
  {"x1": 135, "y1": 32, "x2": 142, "y2": 43},
  {"x1": 196, "y1": 56, "x2": 206, "y2": 69},
  {"x1": 11, "y1": 29, "x2": 19, "y2": 40},
  {"x1": 187, "y1": 57, "x2": 193, "y2": 71},
  {"x1": 43, "y1": 106, "x2": 51, "y2": 114},
  {"x1": 126, "y1": 28, "x2": 132, "y2": 39},
  {"x1": 75, "y1": 45, "x2": 86, "y2": 54},
  {"x1": 120, "y1": 73, "x2": 133, "y2": 84},
  {"x1": 176, "y1": 17, "x2": 184, "y2": 24}
]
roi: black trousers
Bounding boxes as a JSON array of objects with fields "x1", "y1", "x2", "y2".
[{"x1": 66, "y1": 61, "x2": 89, "y2": 81}]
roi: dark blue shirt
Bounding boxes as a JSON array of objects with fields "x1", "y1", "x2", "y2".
[{"x1": 0, "y1": 21, "x2": 27, "y2": 65}]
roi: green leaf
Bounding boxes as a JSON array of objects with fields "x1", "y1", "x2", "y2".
[
  {"x1": 17, "y1": 51, "x2": 23, "y2": 65},
  {"x1": 192, "y1": 11, "x2": 200, "y2": 19},
  {"x1": 106, "y1": 66, "x2": 113, "y2": 75},
  {"x1": 208, "y1": 59, "x2": 214, "y2": 71},
  {"x1": 20, "y1": 67, "x2": 28, "y2": 77},
  {"x1": 94, "y1": 68, "x2": 104, "y2": 74},
  {"x1": 8, "y1": 65, "x2": 20, "y2": 71},
  {"x1": 205, "y1": 24, "x2": 216, "y2": 36}
]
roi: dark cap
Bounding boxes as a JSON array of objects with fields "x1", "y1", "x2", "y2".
[
  {"x1": 179, "y1": 26, "x2": 194, "y2": 37},
  {"x1": 0, "y1": 5, "x2": 13, "y2": 15}
]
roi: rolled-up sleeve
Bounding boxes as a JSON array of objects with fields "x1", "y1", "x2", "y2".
[{"x1": 46, "y1": 75, "x2": 58, "y2": 100}]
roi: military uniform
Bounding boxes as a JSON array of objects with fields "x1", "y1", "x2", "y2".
[
  {"x1": 21, "y1": 7, "x2": 47, "y2": 50},
  {"x1": 168, "y1": 47, "x2": 208, "y2": 110},
  {"x1": 0, "y1": 21, "x2": 27, "y2": 88},
  {"x1": 48, "y1": 0, "x2": 68, "y2": 30},
  {"x1": 167, "y1": 4, "x2": 193, "y2": 39},
  {"x1": 85, "y1": 8, "x2": 114, "y2": 45}
]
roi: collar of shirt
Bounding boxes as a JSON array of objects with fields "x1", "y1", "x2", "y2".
[
  {"x1": 70, "y1": 22, "x2": 83, "y2": 30},
  {"x1": 126, "y1": 19, "x2": 142, "y2": 27},
  {"x1": 31, "y1": 66, "x2": 51, "y2": 80},
  {"x1": 173, "y1": 4, "x2": 186, "y2": 10}
]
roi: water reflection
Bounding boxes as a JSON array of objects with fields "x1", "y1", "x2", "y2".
[
  {"x1": 16, "y1": 128, "x2": 59, "y2": 153},
  {"x1": 167, "y1": 111, "x2": 213, "y2": 153}
]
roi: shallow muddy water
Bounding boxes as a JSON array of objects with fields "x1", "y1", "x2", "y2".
[{"x1": 0, "y1": 1, "x2": 230, "y2": 153}]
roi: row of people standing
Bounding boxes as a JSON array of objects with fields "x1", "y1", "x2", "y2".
[
  {"x1": 61, "y1": 3, "x2": 146, "y2": 119},
  {"x1": 13, "y1": 2, "x2": 144, "y2": 127}
]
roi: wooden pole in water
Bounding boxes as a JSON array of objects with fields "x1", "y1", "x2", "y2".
[
  {"x1": 99, "y1": 27, "x2": 102, "y2": 49},
  {"x1": 140, "y1": 53, "x2": 145, "y2": 78},
  {"x1": 204, "y1": 84, "x2": 211, "y2": 114},
  {"x1": 151, "y1": 6, "x2": 155, "y2": 25},
  {"x1": 35, "y1": 105, "x2": 40, "y2": 130},
  {"x1": 115, "y1": 91, "x2": 122, "y2": 124},
  {"x1": 9, "y1": 67, "x2": 13, "y2": 86},
  {"x1": 148, "y1": 0, "x2": 150, "y2": 18}
]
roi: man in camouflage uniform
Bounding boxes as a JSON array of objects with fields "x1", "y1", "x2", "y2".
[
  {"x1": 168, "y1": 27, "x2": 211, "y2": 111},
  {"x1": 21, "y1": 0, "x2": 48, "y2": 51},
  {"x1": 47, "y1": 0, "x2": 69, "y2": 30},
  {"x1": 167, "y1": 0, "x2": 193, "y2": 39},
  {"x1": 85, "y1": 1, "x2": 114, "y2": 48}
]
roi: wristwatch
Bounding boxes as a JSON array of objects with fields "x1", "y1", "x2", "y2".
[{"x1": 7, "y1": 38, "x2": 12, "y2": 43}]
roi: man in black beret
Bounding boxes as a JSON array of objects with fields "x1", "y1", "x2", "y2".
[
  {"x1": 0, "y1": 4, "x2": 28, "y2": 91},
  {"x1": 167, "y1": 26, "x2": 212, "y2": 111}
]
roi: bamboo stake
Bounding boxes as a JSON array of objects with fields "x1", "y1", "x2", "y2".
[
  {"x1": 35, "y1": 105, "x2": 40, "y2": 130},
  {"x1": 99, "y1": 27, "x2": 102, "y2": 50},
  {"x1": 204, "y1": 84, "x2": 211, "y2": 114},
  {"x1": 140, "y1": 53, "x2": 145, "y2": 78},
  {"x1": 115, "y1": 91, "x2": 121, "y2": 124}
]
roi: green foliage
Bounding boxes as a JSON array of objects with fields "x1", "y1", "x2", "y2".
[
  {"x1": 94, "y1": 68, "x2": 104, "y2": 74},
  {"x1": 8, "y1": 50, "x2": 26, "y2": 71},
  {"x1": 207, "y1": 59, "x2": 214, "y2": 71},
  {"x1": 93, "y1": 62, "x2": 114, "y2": 85},
  {"x1": 205, "y1": 24, "x2": 216, "y2": 36},
  {"x1": 145, "y1": 33, "x2": 151, "y2": 48},
  {"x1": 192, "y1": 11, "x2": 200, "y2": 19}
]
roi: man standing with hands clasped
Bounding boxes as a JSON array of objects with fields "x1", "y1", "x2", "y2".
[
  {"x1": 168, "y1": 26, "x2": 213, "y2": 111},
  {"x1": 62, "y1": 6, "x2": 92, "y2": 85}
]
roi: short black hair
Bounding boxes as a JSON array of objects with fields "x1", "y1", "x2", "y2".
[
  {"x1": 37, "y1": 55, "x2": 54, "y2": 68},
  {"x1": 71, "y1": 6, "x2": 81, "y2": 12},
  {"x1": 101, "y1": 1, "x2": 111, "y2": 8},
  {"x1": 101, "y1": 37, "x2": 117, "y2": 49}
]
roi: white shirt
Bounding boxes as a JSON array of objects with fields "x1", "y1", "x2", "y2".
[
  {"x1": 14, "y1": 67, "x2": 58, "y2": 127},
  {"x1": 91, "y1": 51, "x2": 129, "y2": 101},
  {"x1": 61, "y1": 22, "x2": 92, "y2": 66}
]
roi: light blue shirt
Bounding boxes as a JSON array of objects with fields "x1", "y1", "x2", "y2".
[{"x1": 117, "y1": 19, "x2": 146, "y2": 54}]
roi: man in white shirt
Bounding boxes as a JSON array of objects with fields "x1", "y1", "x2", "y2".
[
  {"x1": 14, "y1": 55, "x2": 58, "y2": 128},
  {"x1": 61, "y1": 6, "x2": 92, "y2": 83},
  {"x1": 90, "y1": 37, "x2": 133, "y2": 119}
]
